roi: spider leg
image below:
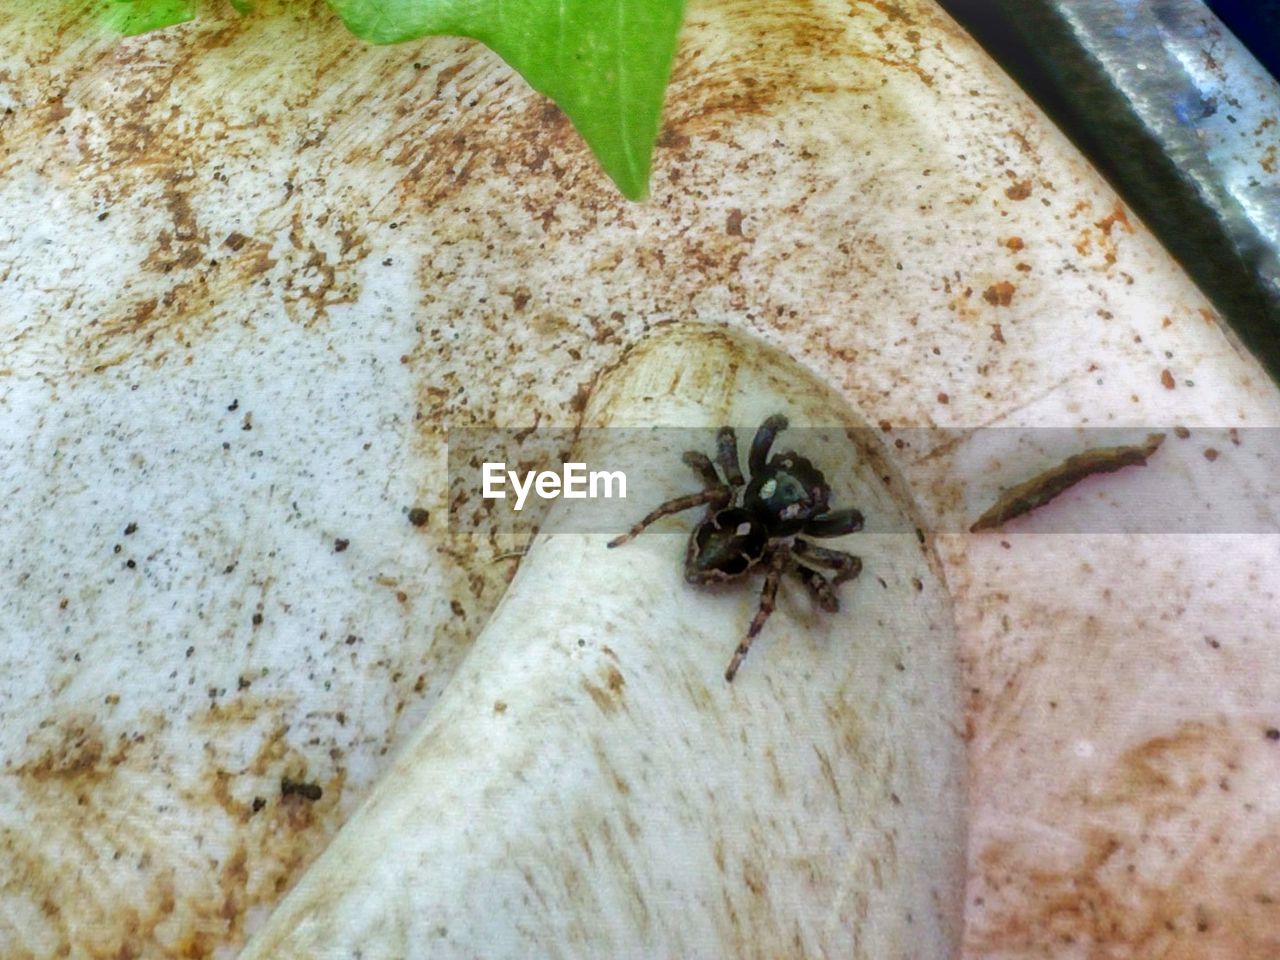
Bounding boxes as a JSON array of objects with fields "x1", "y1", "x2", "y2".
[
  {"x1": 715, "y1": 427, "x2": 745, "y2": 487},
  {"x1": 748, "y1": 414, "x2": 789, "y2": 475},
  {"x1": 803, "y1": 508, "x2": 865, "y2": 539},
  {"x1": 725, "y1": 544, "x2": 789, "y2": 682},
  {"x1": 608, "y1": 487, "x2": 730, "y2": 547},
  {"x1": 791, "y1": 563, "x2": 840, "y2": 612},
  {"x1": 681, "y1": 450, "x2": 723, "y2": 489},
  {"x1": 793, "y1": 538, "x2": 863, "y2": 585}
]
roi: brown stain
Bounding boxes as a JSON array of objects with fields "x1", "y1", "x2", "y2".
[
  {"x1": 3, "y1": 700, "x2": 347, "y2": 959},
  {"x1": 581, "y1": 665, "x2": 627, "y2": 714},
  {"x1": 847, "y1": 0, "x2": 942, "y2": 89},
  {"x1": 968, "y1": 719, "x2": 1280, "y2": 958},
  {"x1": 1004, "y1": 180, "x2": 1032, "y2": 201},
  {"x1": 982, "y1": 281, "x2": 1015, "y2": 307},
  {"x1": 667, "y1": 0, "x2": 859, "y2": 137},
  {"x1": 1095, "y1": 201, "x2": 1133, "y2": 236},
  {"x1": 394, "y1": 0, "x2": 884, "y2": 431},
  {"x1": 1065, "y1": 198, "x2": 1135, "y2": 270},
  {"x1": 11, "y1": 715, "x2": 133, "y2": 785},
  {"x1": 4, "y1": 1, "x2": 375, "y2": 374},
  {"x1": 387, "y1": 0, "x2": 976, "y2": 449}
]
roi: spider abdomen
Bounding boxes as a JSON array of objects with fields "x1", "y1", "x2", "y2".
[{"x1": 685, "y1": 507, "x2": 768, "y2": 583}]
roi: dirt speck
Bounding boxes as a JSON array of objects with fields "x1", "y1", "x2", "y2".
[
  {"x1": 280, "y1": 777, "x2": 323, "y2": 802},
  {"x1": 1004, "y1": 180, "x2": 1032, "y2": 200},
  {"x1": 983, "y1": 282, "x2": 1015, "y2": 307}
]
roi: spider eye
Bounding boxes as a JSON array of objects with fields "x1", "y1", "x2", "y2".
[
  {"x1": 758, "y1": 478, "x2": 777, "y2": 499},
  {"x1": 735, "y1": 521, "x2": 753, "y2": 536}
]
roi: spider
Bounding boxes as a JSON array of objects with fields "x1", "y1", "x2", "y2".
[{"x1": 608, "y1": 414, "x2": 863, "y2": 681}]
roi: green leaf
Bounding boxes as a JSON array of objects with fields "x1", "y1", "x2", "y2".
[
  {"x1": 104, "y1": 0, "x2": 199, "y2": 35},
  {"x1": 89, "y1": 0, "x2": 683, "y2": 200},
  {"x1": 327, "y1": 0, "x2": 686, "y2": 200}
]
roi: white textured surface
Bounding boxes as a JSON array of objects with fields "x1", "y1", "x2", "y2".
[
  {"x1": 241, "y1": 325, "x2": 965, "y2": 958},
  {"x1": 0, "y1": 0, "x2": 1278, "y2": 956}
]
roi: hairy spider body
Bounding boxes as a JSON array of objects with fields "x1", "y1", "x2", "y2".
[
  {"x1": 686, "y1": 507, "x2": 767, "y2": 582},
  {"x1": 743, "y1": 453, "x2": 830, "y2": 533},
  {"x1": 608, "y1": 415, "x2": 863, "y2": 681}
]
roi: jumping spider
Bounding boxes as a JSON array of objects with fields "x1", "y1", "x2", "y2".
[{"x1": 608, "y1": 414, "x2": 863, "y2": 682}]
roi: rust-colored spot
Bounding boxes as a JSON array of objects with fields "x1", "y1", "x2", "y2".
[
  {"x1": 725, "y1": 208, "x2": 745, "y2": 237},
  {"x1": 1004, "y1": 236, "x2": 1024, "y2": 250},
  {"x1": 1259, "y1": 144, "x2": 1276, "y2": 174},
  {"x1": 1203, "y1": 448, "x2": 1219, "y2": 462},
  {"x1": 1161, "y1": 369, "x2": 1176, "y2": 390},
  {"x1": 1004, "y1": 180, "x2": 1032, "y2": 200},
  {"x1": 983, "y1": 281, "x2": 1015, "y2": 307},
  {"x1": 1094, "y1": 203, "x2": 1133, "y2": 236},
  {"x1": 990, "y1": 323, "x2": 1006, "y2": 344}
]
